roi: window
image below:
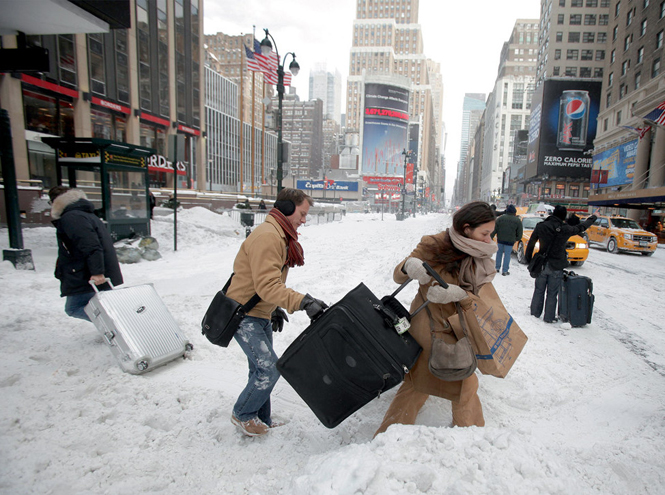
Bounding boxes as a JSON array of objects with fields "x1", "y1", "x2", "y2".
[
  {"x1": 598, "y1": 32, "x2": 607, "y2": 43},
  {"x1": 556, "y1": 32, "x2": 564, "y2": 42},
  {"x1": 609, "y1": 72, "x2": 614, "y2": 86},
  {"x1": 555, "y1": 49, "x2": 562, "y2": 59},
  {"x1": 654, "y1": 58, "x2": 661, "y2": 77},
  {"x1": 583, "y1": 32, "x2": 595, "y2": 42},
  {"x1": 616, "y1": 110, "x2": 622, "y2": 125},
  {"x1": 622, "y1": 60, "x2": 629, "y2": 75},
  {"x1": 624, "y1": 35, "x2": 631, "y2": 51},
  {"x1": 580, "y1": 67, "x2": 592, "y2": 77},
  {"x1": 569, "y1": 32, "x2": 581, "y2": 42},
  {"x1": 635, "y1": 71, "x2": 642, "y2": 89},
  {"x1": 587, "y1": 0, "x2": 598, "y2": 5},
  {"x1": 637, "y1": 46, "x2": 645, "y2": 63},
  {"x1": 613, "y1": 26, "x2": 619, "y2": 41},
  {"x1": 657, "y1": 30, "x2": 664, "y2": 48},
  {"x1": 582, "y1": 49, "x2": 594, "y2": 60},
  {"x1": 619, "y1": 84, "x2": 627, "y2": 99},
  {"x1": 627, "y1": 9, "x2": 634, "y2": 25},
  {"x1": 553, "y1": 66, "x2": 561, "y2": 75},
  {"x1": 585, "y1": 14, "x2": 597, "y2": 25},
  {"x1": 570, "y1": 14, "x2": 582, "y2": 24},
  {"x1": 572, "y1": 0, "x2": 583, "y2": 5},
  {"x1": 644, "y1": 0, "x2": 649, "y2": 7},
  {"x1": 88, "y1": 33, "x2": 105, "y2": 95},
  {"x1": 512, "y1": 84, "x2": 524, "y2": 109},
  {"x1": 560, "y1": 0, "x2": 566, "y2": 5},
  {"x1": 594, "y1": 67, "x2": 604, "y2": 77},
  {"x1": 611, "y1": 49, "x2": 616, "y2": 63},
  {"x1": 606, "y1": 92, "x2": 612, "y2": 107},
  {"x1": 615, "y1": 1, "x2": 621, "y2": 17},
  {"x1": 640, "y1": 19, "x2": 648, "y2": 36},
  {"x1": 604, "y1": 118, "x2": 609, "y2": 131},
  {"x1": 596, "y1": 50, "x2": 605, "y2": 60},
  {"x1": 58, "y1": 34, "x2": 77, "y2": 87},
  {"x1": 567, "y1": 49, "x2": 580, "y2": 59},
  {"x1": 599, "y1": 14, "x2": 609, "y2": 25},
  {"x1": 558, "y1": 13, "x2": 565, "y2": 24},
  {"x1": 661, "y1": 1, "x2": 665, "y2": 18},
  {"x1": 565, "y1": 66, "x2": 578, "y2": 76}
]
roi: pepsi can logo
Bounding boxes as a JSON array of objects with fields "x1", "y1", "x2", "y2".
[{"x1": 565, "y1": 99, "x2": 586, "y2": 119}]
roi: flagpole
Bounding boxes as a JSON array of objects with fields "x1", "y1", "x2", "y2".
[
  {"x1": 261, "y1": 81, "x2": 266, "y2": 195},
  {"x1": 239, "y1": 37, "x2": 245, "y2": 193},
  {"x1": 251, "y1": 70, "x2": 255, "y2": 196}
]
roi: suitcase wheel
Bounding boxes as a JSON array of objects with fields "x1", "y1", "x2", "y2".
[{"x1": 136, "y1": 360, "x2": 149, "y2": 371}]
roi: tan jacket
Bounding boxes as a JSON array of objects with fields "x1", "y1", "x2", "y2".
[
  {"x1": 396, "y1": 232, "x2": 475, "y2": 402},
  {"x1": 226, "y1": 215, "x2": 306, "y2": 319}
]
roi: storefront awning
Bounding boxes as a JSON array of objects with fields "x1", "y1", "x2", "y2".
[{"x1": 588, "y1": 186, "x2": 665, "y2": 209}]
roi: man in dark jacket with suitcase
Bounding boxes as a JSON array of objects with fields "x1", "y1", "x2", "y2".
[
  {"x1": 49, "y1": 186, "x2": 123, "y2": 321},
  {"x1": 525, "y1": 205, "x2": 596, "y2": 323},
  {"x1": 491, "y1": 204, "x2": 522, "y2": 275}
]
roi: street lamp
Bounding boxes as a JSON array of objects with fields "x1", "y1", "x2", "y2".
[
  {"x1": 400, "y1": 148, "x2": 411, "y2": 220},
  {"x1": 260, "y1": 29, "x2": 299, "y2": 194}
]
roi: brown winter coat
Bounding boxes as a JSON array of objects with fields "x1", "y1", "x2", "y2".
[
  {"x1": 226, "y1": 215, "x2": 306, "y2": 319},
  {"x1": 397, "y1": 232, "x2": 475, "y2": 402}
]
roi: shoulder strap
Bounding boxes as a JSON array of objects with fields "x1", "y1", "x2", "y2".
[
  {"x1": 222, "y1": 264, "x2": 287, "y2": 312},
  {"x1": 425, "y1": 303, "x2": 469, "y2": 339}
]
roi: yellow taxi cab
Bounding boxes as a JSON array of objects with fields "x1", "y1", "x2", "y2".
[
  {"x1": 584, "y1": 215, "x2": 657, "y2": 256},
  {"x1": 513, "y1": 215, "x2": 589, "y2": 266}
]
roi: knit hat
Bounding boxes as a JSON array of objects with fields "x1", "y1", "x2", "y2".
[
  {"x1": 506, "y1": 204, "x2": 517, "y2": 214},
  {"x1": 553, "y1": 205, "x2": 567, "y2": 220}
]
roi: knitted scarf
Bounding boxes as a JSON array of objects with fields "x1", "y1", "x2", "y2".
[
  {"x1": 268, "y1": 208, "x2": 305, "y2": 267},
  {"x1": 447, "y1": 227, "x2": 497, "y2": 295}
]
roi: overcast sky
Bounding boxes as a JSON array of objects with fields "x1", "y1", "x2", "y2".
[{"x1": 204, "y1": 0, "x2": 541, "y2": 200}]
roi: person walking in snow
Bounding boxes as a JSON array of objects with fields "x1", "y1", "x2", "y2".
[
  {"x1": 49, "y1": 186, "x2": 123, "y2": 321},
  {"x1": 375, "y1": 201, "x2": 498, "y2": 436},
  {"x1": 491, "y1": 204, "x2": 522, "y2": 276},
  {"x1": 226, "y1": 188, "x2": 328, "y2": 437},
  {"x1": 525, "y1": 205, "x2": 596, "y2": 323}
]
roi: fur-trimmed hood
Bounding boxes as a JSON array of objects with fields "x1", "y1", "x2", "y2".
[{"x1": 50, "y1": 189, "x2": 89, "y2": 220}]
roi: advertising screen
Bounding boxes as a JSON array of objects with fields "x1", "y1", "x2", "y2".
[
  {"x1": 591, "y1": 139, "x2": 637, "y2": 188},
  {"x1": 362, "y1": 83, "x2": 410, "y2": 176},
  {"x1": 526, "y1": 79, "x2": 602, "y2": 179}
]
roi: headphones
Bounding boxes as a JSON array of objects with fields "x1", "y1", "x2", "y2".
[{"x1": 274, "y1": 200, "x2": 296, "y2": 216}]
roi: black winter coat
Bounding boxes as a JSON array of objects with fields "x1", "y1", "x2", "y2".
[
  {"x1": 525, "y1": 214, "x2": 596, "y2": 270},
  {"x1": 52, "y1": 195, "x2": 123, "y2": 296}
]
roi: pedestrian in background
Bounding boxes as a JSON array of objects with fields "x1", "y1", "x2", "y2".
[
  {"x1": 49, "y1": 186, "x2": 123, "y2": 321},
  {"x1": 526, "y1": 206, "x2": 596, "y2": 323},
  {"x1": 491, "y1": 204, "x2": 522, "y2": 276},
  {"x1": 226, "y1": 188, "x2": 327, "y2": 437}
]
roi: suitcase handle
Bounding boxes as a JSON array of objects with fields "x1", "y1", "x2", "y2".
[
  {"x1": 410, "y1": 262, "x2": 449, "y2": 317},
  {"x1": 89, "y1": 278, "x2": 115, "y2": 293}
]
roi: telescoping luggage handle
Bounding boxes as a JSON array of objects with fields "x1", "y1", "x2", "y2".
[
  {"x1": 89, "y1": 278, "x2": 115, "y2": 292},
  {"x1": 409, "y1": 261, "x2": 449, "y2": 317}
]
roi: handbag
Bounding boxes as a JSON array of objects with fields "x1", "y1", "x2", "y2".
[
  {"x1": 427, "y1": 305, "x2": 477, "y2": 382},
  {"x1": 201, "y1": 274, "x2": 261, "y2": 348},
  {"x1": 527, "y1": 225, "x2": 561, "y2": 278}
]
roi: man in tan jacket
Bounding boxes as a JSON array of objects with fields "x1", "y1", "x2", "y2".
[{"x1": 227, "y1": 188, "x2": 327, "y2": 436}]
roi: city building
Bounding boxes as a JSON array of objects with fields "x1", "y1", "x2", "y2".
[
  {"x1": 308, "y1": 64, "x2": 342, "y2": 125},
  {"x1": 480, "y1": 20, "x2": 539, "y2": 203},
  {"x1": 1, "y1": 0, "x2": 206, "y2": 193},
  {"x1": 536, "y1": 0, "x2": 611, "y2": 84},
  {"x1": 454, "y1": 93, "x2": 486, "y2": 205},
  {"x1": 589, "y1": 0, "x2": 665, "y2": 228}
]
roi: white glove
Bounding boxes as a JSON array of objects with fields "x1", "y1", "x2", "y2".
[
  {"x1": 426, "y1": 284, "x2": 468, "y2": 305},
  {"x1": 403, "y1": 258, "x2": 432, "y2": 285}
]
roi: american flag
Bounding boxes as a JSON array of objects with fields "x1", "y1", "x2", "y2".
[
  {"x1": 639, "y1": 125, "x2": 652, "y2": 140},
  {"x1": 252, "y1": 39, "x2": 292, "y2": 86},
  {"x1": 644, "y1": 100, "x2": 665, "y2": 126}
]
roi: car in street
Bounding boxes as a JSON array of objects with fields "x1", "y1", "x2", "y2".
[
  {"x1": 583, "y1": 215, "x2": 658, "y2": 256},
  {"x1": 513, "y1": 215, "x2": 589, "y2": 266}
]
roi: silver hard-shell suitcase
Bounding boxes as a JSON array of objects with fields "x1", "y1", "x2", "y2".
[{"x1": 85, "y1": 282, "x2": 192, "y2": 374}]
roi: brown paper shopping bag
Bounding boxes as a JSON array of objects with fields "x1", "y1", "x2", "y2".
[{"x1": 448, "y1": 283, "x2": 527, "y2": 378}]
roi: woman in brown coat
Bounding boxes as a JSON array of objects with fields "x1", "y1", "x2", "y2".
[{"x1": 375, "y1": 201, "x2": 498, "y2": 435}]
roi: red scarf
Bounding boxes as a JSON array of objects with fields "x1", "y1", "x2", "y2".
[{"x1": 268, "y1": 208, "x2": 305, "y2": 267}]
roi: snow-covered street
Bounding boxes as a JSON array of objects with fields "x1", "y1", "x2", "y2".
[{"x1": 1, "y1": 209, "x2": 664, "y2": 494}]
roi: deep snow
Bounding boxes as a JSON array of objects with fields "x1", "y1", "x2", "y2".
[{"x1": 1, "y1": 208, "x2": 664, "y2": 495}]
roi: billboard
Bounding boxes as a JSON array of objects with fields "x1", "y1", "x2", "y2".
[
  {"x1": 362, "y1": 83, "x2": 410, "y2": 176},
  {"x1": 296, "y1": 180, "x2": 359, "y2": 192},
  {"x1": 591, "y1": 139, "x2": 637, "y2": 188},
  {"x1": 526, "y1": 79, "x2": 602, "y2": 179}
]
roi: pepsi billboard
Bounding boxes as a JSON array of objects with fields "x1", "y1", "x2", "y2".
[
  {"x1": 362, "y1": 82, "x2": 410, "y2": 176},
  {"x1": 526, "y1": 78, "x2": 602, "y2": 179}
]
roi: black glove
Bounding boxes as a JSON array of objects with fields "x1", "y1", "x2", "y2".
[
  {"x1": 300, "y1": 294, "x2": 329, "y2": 320},
  {"x1": 271, "y1": 307, "x2": 288, "y2": 332}
]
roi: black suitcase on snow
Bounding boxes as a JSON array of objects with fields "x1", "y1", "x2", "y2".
[
  {"x1": 277, "y1": 280, "x2": 424, "y2": 428},
  {"x1": 559, "y1": 270, "x2": 594, "y2": 327}
]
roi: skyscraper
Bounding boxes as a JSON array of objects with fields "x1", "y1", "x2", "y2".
[{"x1": 308, "y1": 64, "x2": 342, "y2": 125}]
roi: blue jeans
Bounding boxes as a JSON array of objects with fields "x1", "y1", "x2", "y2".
[
  {"x1": 530, "y1": 264, "x2": 563, "y2": 322},
  {"x1": 495, "y1": 243, "x2": 513, "y2": 273},
  {"x1": 64, "y1": 292, "x2": 95, "y2": 321},
  {"x1": 233, "y1": 316, "x2": 280, "y2": 425}
]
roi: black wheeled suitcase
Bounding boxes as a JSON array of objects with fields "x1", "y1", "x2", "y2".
[
  {"x1": 276, "y1": 280, "x2": 423, "y2": 428},
  {"x1": 559, "y1": 270, "x2": 594, "y2": 327}
]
